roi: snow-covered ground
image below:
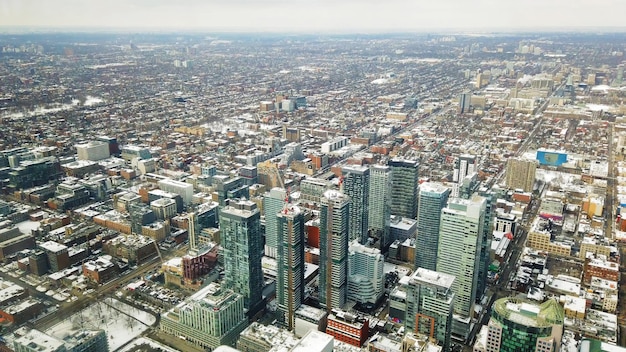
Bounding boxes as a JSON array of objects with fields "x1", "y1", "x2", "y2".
[
  {"x1": 45, "y1": 298, "x2": 156, "y2": 351},
  {"x1": 15, "y1": 220, "x2": 40, "y2": 235},
  {"x1": 118, "y1": 337, "x2": 179, "y2": 352}
]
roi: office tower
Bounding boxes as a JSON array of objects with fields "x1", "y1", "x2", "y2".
[
  {"x1": 368, "y1": 165, "x2": 391, "y2": 249},
  {"x1": 505, "y1": 158, "x2": 538, "y2": 192},
  {"x1": 458, "y1": 92, "x2": 472, "y2": 114},
  {"x1": 486, "y1": 298, "x2": 564, "y2": 352},
  {"x1": 160, "y1": 283, "x2": 248, "y2": 350},
  {"x1": 220, "y1": 199, "x2": 264, "y2": 316},
  {"x1": 404, "y1": 268, "x2": 455, "y2": 352},
  {"x1": 264, "y1": 188, "x2": 287, "y2": 258},
  {"x1": 388, "y1": 158, "x2": 419, "y2": 219},
  {"x1": 276, "y1": 204, "x2": 305, "y2": 330},
  {"x1": 415, "y1": 182, "x2": 450, "y2": 271},
  {"x1": 341, "y1": 165, "x2": 369, "y2": 244},
  {"x1": 319, "y1": 190, "x2": 350, "y2": 311},
  {"x1": 477, "y1": 188, "x2": 497, "y2": 304},
  {"x1": 347, "y1": 241, "x2": 384, "y2": 306},
  {"x1": 436, "y1": 195, "x2": 486, "y2": 340}
]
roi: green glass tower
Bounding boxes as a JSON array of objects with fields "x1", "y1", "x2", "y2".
[
  {"x1": 388, "y1": 158, "x2": 419, "y2": 219},
  {"x1": 220, "y1": 199, "x2": 264, "y2": 317},
  {"x1": 487, "y1": 297, "x2": 564, "y2": 352}
]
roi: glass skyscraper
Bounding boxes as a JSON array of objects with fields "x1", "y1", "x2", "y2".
[
  {"x1": 388, "y1": 158, "x2": 419, "y2": 219},
  {"x1": 415, "y1": 182, "x2": 450, "y2": 271},
  {"x1": 368, "y1": 165, "x2": 391, "y2": 250},
  {"x1": 220, "y1": 199, "x2": 264, "y2": 317},
  {"x1": 263, "y1": 187, "x2": 287, "y2": 258},
  {"x1": 436, "y1": 195, "x2": 486, "y2": 340},
  {"x1": 487, "y1": 297, "x2": 564, "y2": 352},
  {"x1": 341, "y1": 165, "x2": 369, "y2": 244}
]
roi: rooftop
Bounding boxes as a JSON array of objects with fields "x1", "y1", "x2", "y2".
[{"x1": 411, "y1": 267, "x2": 455, "y2": 289}]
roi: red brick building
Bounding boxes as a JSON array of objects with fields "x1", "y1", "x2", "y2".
[{"x1": 326, "y1": 309, "x2": 369, "y2": 347}]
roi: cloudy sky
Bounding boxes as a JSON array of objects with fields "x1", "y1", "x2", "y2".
[{"x1": 1, "y1": 0, "x2": 625, "y2": 33}]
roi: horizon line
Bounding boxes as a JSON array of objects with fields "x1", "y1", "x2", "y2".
[{"x1": 2, "y1": 25, "x2": 626, "y2": 36}]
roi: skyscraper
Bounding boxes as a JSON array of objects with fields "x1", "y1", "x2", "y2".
[
  {"x1": 477, "y1": 187, "x2": 498, "y2": 303},
  {"x1": 347, "y1": 240, "x2": 384, "y2": 306},
  {"x1": 505, "y1": 158, "x2": 537, "y2": 192},
  {"x1": 368, "y1": 165, "x2": 391, "y2": 249},
  {"x1": 160, "y1": 283, "x2": 248, "y2": 350},
  {"x1": 404, "y1": 268, "x2": 455, "y2": 352},
  {"x1": 276, "y1": 203, "x2": 305, "y2": 330},
  {"x1": 436, "y1": 195, "x2": 486, "y2": 340},
  {"x1": 458, "y1": 92, "x2": 472, "y2": 114},
  {"x1": 263, "y1": 187, "x2": 287, "y2": 258},
  {"x1": 319, "y1": 190, "x2": 350, "y2": 311},
  {"x1": 341, "y1": 165, "x2": 369, "y2": 244},
  {"x1": 220, "y1": 199, "x2": 264, "y2": 317},
  {"x1": 388, "y1": 158, "x2": 419, "y2": 219},
  {"x1": 485, "y1": 297, "x2": 564, "y2": 352},
  {"x1": 415, "y1": 182, "x2": 450, "y2": 271}
]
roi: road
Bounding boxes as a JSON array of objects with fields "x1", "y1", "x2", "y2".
[
  {"x1": 313, "y1": 104, "x2": 456, "y2": 178},
  {"x1": 33, "y1": 255, "x2": 163, "y2": 330}
]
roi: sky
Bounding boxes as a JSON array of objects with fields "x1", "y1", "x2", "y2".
[{"x1": 1, "y1": 0, "x2": 625, "y2": 33}]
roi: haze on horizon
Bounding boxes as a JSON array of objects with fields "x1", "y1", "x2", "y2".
[{"x1": 1, "y1": 0, "x2": 625, "y2": 33}]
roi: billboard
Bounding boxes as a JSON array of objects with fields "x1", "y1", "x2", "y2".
[{"x1": 536, "y1": 150, "x2": 567, "y2": 166}]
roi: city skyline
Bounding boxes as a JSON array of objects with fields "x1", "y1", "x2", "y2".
[{"x1": 1, "y1": 0, "x2": 626, "y2": 33}]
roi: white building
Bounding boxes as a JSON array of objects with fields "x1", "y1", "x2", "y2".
[
  {"x1": 158, "y1": 178, "x2": 194, "y2": 204},
  {"x1": 75, "y1": 141, "x2": 110, "y2": 161},
  {"x1": 347, "y1": 241, "x2": 384, "y2": 305}
]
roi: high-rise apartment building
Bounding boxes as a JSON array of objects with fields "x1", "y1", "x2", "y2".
[
  {"x1": 220, "y1": 199, "x2": 264, "y2": 316},
  {"x1": 453, "y1": 154, "x2": 477, "y2": 183},
  {"x1": 388, "y1": 158, "x2": 419, "y2": 219},
  {"x1": 160, "y1": 283, "x2": 248, "y2": 350},
  {"x1": 458, "y1": 92, "x2": 472, "y2": 114},
  {"x1": 485, "y1": 297, "x2": 564, "y2": 352},
  {"x1": 415, "y1": 182, "x2": 450, "y2": 271},
  {"x1": 341, "y1": 165, "x2": 369, "y2": 244},
  {"x1": 436, "y1": 195, "x2": 486, "y2": 340},
  {"x1": 368, "y1": 165, "x2": 391, "y2": 249},
  {"x1": 319, "y1": 190, "x2": 350, "y2": 311},
  {"x1": 404, "y1": 268, "x2": 455, "y2": 352},
  {"x1": 276, "y1": 204, "x2": 305, "y2": 330},
  {"x1": 347, "y1": 241, "x2": 384, "y2": 306},
  {"x1": 263, "y1": 187, "x2": 287, "y2": 258},
  {"x1": 505, "y1": 158, "x2": 537, "y2": 192}
]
